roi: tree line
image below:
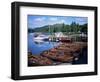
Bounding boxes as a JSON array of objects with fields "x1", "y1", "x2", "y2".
[{"x1": 28, "y1": 22, "x2": 87, "y2": 34}]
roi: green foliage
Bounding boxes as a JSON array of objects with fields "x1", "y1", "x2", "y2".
[
  {"x1": 28, "y1": 22, "x2": 87, "y2": 34},
  {"x1": 80, "y1": 24, "x2": 87, "y2": 34}
]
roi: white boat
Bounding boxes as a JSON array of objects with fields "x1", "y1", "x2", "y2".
[{"x1": 34, "y1": 35, "x2": 49, "y2": 41}]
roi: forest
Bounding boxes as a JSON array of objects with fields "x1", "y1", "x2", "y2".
[{"x1": 28, "y1": 22, "x2": 87, "y2": 34}]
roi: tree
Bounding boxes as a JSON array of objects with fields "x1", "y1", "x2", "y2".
[
  {"x1": 28, "y1": 28, "x2": 34, "y2": 33},
  {"x1": 80, "y1": 24, "x2": 87, "y2": 34},
  {"x1": 70, "y1": 22, "x2": 77, "y2": 33}
]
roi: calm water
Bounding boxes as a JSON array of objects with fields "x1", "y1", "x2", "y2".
[
  {"x1": 28, "y1": 33, "x2": 87, "y2": 64},
  {"x1": 28, "y1": 33, "x2": 60, "y2": 55}
]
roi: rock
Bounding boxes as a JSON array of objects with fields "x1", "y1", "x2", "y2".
[
  {"x1": 41, "y1": 51, "x2": 74, "y2": 62},
  {"x1": 28, "y1": 54, "x2": 53, "y2": 66},
  {"x1": 28, "y1": 42, "x2": 87, "y2": 66}
]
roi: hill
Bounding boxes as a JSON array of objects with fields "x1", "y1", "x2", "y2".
[{"x1": 28, "y1": 22, "x2": 87, "y2": 34}]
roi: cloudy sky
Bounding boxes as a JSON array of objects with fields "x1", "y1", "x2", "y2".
[{"x1": 28, "y1": 15, "x2": 87, "y2": 29}]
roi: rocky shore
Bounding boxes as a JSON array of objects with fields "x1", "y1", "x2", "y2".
[{"x1": 28, "y1": 42, "x2": 87, "y2": 66}]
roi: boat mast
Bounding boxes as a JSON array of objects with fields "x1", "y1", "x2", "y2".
[{"x1": 49, "y1": 25, "x2": 51, "y2": 41}]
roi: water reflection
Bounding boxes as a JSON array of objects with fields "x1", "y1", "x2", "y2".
[{"x1": 28, "y1": 33, "x2": 60, "y2": 55}]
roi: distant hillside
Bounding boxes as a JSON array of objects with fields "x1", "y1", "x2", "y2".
[{"x1": 28, "y1": 22, "x2": 87, "y2": 34}]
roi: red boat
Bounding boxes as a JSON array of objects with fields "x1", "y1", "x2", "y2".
[{"x1": 59, "y1": 37, "x2": 72, "y2": 43}]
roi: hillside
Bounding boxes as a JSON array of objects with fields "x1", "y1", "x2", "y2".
[{"x1": 28, "y1": 22, "x2": 87, "y2": 34}]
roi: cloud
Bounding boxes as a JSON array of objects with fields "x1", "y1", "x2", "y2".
[
  {"x1": 49, "y1": 17, "x2": 58, "y2": 21},
  {"x1": 54, "y1": 19, "x2": 66, "y2": 24},
  {"x1": 60, "y1": 20, "x2": 66, "y2": 23},
  {"x1": 49, "y1": 17, "x2": 66, "y2": 24},
  {"x1": 75, "y1": 17, "x2": 87, "y2": 22},
  {"x1": 34, "y1": 17, "x2": 46, "y2": 21},
  {"x1": 46, "y1": 19, "x2": 66, "y2": 26}
]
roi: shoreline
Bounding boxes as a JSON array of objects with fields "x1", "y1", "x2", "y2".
[{"x1": 28, "y1": 42, "x2": 87, "y2": 66}]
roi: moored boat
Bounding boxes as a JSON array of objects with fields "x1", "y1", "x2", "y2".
[{"x1": 34, "y1": 34, "x2": 49, "y2": 41}]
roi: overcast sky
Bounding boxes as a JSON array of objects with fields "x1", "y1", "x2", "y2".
[{"x1": 28, "y1": 15, "x2": 87, "y2": 29}]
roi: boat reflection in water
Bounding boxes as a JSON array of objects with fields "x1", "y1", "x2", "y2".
[
  {"x1": 28, "y1": 33, "x2": 60, "y2": 55},
  {"x1": 28, "y1": 33, "x2": 87, "y2": 66}
]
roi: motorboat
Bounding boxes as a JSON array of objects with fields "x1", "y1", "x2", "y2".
[{"x1": 34, "y1": 34, "x2": 49, "y2": 41}]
